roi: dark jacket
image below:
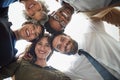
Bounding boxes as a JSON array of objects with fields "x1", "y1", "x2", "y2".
[{"x1": 0, "y1": 18, "x2": 17, "y2": 67}]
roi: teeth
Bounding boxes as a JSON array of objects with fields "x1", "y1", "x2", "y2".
[
  {"x1": 62, "y1": 12, "x2": 68, "y2": 18},
  {"x1": 26, "y1": 30, "x2": 30, "y2": 37},
  {"x1": 29, "y1": 4, "x2": 34, "y2": 9},
  {"x1": 39, "y1": 51, "x2": 45, "y2": 54}
]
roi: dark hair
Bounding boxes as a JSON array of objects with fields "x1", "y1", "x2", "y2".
[
  {"x1": 27, "y1": 33, "x2": 53, "y2": 63},
  {"x1": 50, "y1": 33, "x2": 78, "y2": 55},
  {"x1": 22, "y1": 20, "x2": 45, "y2": 42},
  {"x1": 44, "y1": 15, "x2": 64, "y2": 34}
]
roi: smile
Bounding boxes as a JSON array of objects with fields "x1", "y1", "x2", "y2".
[{"x1": 25, "y1": 29, "x2": 30, "y2": 37}]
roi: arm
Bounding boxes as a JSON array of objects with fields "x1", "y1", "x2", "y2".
[
  {"x1": 90, "y1": 8, "x2": 120, "y2": 27},
  {"x1": 0, "y1": 59, "x2": 21, "y2": 79},
  {"x1": 0, "y1": 19, "x2": 15, "y2": 66}
]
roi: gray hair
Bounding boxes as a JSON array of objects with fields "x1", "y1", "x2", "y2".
[{"x1": 23, "y1": 0, "x2": 49, "y2": 22}]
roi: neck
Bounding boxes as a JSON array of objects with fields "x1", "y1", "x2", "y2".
[
  {"x1": 35, "y1": 58, "x2": 47, "y2": 67},
  {"x1": 14, "y1": 30, "x2": 21, "y2": 40}
]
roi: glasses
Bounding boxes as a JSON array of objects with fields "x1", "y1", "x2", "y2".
[{"x1": 51, "y1": 14, "x2": 66, "y2": 30}]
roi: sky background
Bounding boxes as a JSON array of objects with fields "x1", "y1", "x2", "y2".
[
  {"x1": 4, "y1": 0, "x2": 120, "y2": 80},
  {"x1": 8, "y1": 0, "x2": 119, "y2": 70}
]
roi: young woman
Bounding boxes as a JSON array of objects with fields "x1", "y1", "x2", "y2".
[{"x1": 0, "y1": 33, "x2": 71, "y2": 80}]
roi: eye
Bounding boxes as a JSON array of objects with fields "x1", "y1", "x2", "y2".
[
  {"x1": 54, "y1": 14, "x2": 59, "y2": 21},
  {"x1": 57, "y1": 44, "x2": 61, "y2": 50},
  {"x1": 60, "y1": 21, "x2": 66, "y2": 28},
  {"x1": 38, "y1": 8, "x2": 42, "y2": 12},
  {"x1": 60, "y1": 37, "x2": 65, "y2": 42},
  {"x1": 45, "y1": 43, "x2": 50, "y2": 47},
  {"x1": 37, "y1": 42, "x2": 42, "y2": 45}
]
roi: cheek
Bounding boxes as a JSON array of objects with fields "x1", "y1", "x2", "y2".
[
  {"x1": 47, "y1": 48, "x2": 52, "y2": 54},
  {"x1": 26, "y1": 10, "x2": 33, "y2": 17},
  {"x1": 30, "y1": 35, "x2": 36, "y2": 40}
]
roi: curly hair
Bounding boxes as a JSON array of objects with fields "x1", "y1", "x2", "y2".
[{"x1": 25, "y1": 33, "x2": 53, "y2": 63}]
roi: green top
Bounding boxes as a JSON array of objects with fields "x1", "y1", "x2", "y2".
[{"x1": 0, "y1": 59, "x2": 71, "y2": 80}]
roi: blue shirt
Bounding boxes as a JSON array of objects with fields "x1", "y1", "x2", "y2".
[{"x1": 0, "y1": 0, "x2": 18, "y2": 7}]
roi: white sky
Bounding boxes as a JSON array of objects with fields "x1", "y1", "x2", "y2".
[
  {"x1": 8, "y1": 0, "x2": 119, "y2": 69},
  {"x1": 4, "y1": 0, "x2": 120, "y2": 80},
  {"x1": 3, "y1": 1, "x2": 119, "y2": 80}
]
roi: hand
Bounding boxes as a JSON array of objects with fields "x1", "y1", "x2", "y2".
[{"x1": 23, "y1": 53, "x2": 33, "y2": 61}]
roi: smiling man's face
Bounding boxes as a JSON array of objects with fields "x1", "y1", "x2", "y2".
[
  {"x1": 52, "y1": 34, "x2": 74, "y2": 54},
  {"x1": 49, "y1": 6, "x2": 73, "y2": 31},
  {"x1": 19, "y1": 23, "x2": 42, "y2": 41}
]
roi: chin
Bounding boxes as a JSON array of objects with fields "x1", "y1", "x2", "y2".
[{"x1": 39, "y1": 14, "x2": 48, "y2": 25}]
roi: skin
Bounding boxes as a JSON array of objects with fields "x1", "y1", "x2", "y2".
[
  {"x1": 49, "y1": 3, "x2": 74, "y2": 31},
  {"x1": 34, "y1": 37, "x2": 52, "y2": 66},
  {"x1": 52, "y1": 34, "x2": 74, "y2": 54},
  {"x1": 14, "y1": 23, "x2": 42, "y2": 41},
  {"x1": 22, "y1": 0, "x2": 48, "y2": 21}
]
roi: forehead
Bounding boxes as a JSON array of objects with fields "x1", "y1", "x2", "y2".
[
  {"x1": 52, "y1": 35, "x2": 66, "y2": 45},
  {"x1": 38, "y1": 37, "x2": 48, "y2": 42},
  {"x1": 54, "y1": 35, "x2": 64, "y2": 40}
]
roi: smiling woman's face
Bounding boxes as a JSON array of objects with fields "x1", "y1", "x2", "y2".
[
  {"x1": 35, "y1": 37, "x2": 52, "y2": 59},
  {"x1": 24, "y1": 0, "x2": 48, "y2": 21}
]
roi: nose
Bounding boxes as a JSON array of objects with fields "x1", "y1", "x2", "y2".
[
  {"x1": 40, "y1": 45, "x2": 45, "y2": 51},
  {"x1": 31, "y1": 30, "x2": 35, "y2": 34},
  {"x1": 62, "y1": 40, "x2": 68, "y2": 49},
  {"x1": 63, "y1": 41, "x2": 67, "y2": 46},
  {"x1": 30, "y1": 6, "x2": 36, "y2": 12}
]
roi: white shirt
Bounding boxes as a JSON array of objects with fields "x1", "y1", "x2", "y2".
[
  {"x1": 59, "y1": 0, "x2": 112, "y2": 12},
  {"x1": 64, "y1": 53, "x2": 104, "y2": 80},
  {"x1": 64, "y1": 19, "x2": 120, "y2": 80}
]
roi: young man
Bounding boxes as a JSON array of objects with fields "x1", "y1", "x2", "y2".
[
  {"x1": 44, "y1": 0, "x2": 120, "y2": 34},
  {"x1": 51, "y1": 33, "x2": 78, "y2": 55},
  {"x1": 51, "y1": 19, "x2": 120, "y2": 79},
  {"x1": 0, "y1": 19, "x2": 44, "y2": 67}
]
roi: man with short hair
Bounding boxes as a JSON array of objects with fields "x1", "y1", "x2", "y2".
[
  {"x1": 0, "y1": 19, "x2": 44, "y2": 67},
  {"x1": 44, "y1": 0, "x2": 120, "y2": 34},
  {"x1": 51, "y1": 19, "x2": 120, "y2": 80},
  {"x1": 51, "y1": 32, "x2": 78, "y2": 55}
]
